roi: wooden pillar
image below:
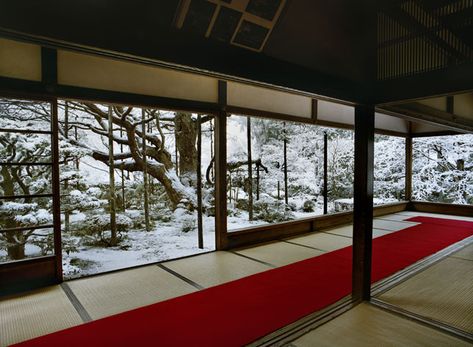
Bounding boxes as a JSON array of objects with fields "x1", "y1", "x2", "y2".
[
  {"x1": 352, "y1": 104, "x2": 375, "y2": 301},
  {"x1": 323, "y1": 132, "x2": 328, "y2": 214},
  {"x1": 197, "y1": 114, "x2": 204, "y2": 249},
  {"x1": 215, "y1": 81, "x2": 228, "y2": 250},
  {"x1": 51, "y1": 99, "x2": 63, "y2": 282},
  {"x1": 405, "y1": 133, "x2": 413, "y2": 202},
  {"x1": 247, "y1": 117, "x2": 253, "y2": 220}
]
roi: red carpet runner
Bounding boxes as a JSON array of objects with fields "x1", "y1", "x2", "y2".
[{"x1": 14, "y1": 216, "x2": 473, "y2": 347}]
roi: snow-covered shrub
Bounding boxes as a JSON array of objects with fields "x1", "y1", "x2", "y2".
[
  {"x1": 253, "y1": 199, "x2": 295, "y2": 223},
  {"x1": 72, "y1": 213, "x2": 132, "y2": 246},
  {"x1": 302, "y1": 199, "x2": 316, "y2": 212},
  {"x1": 173, "y1": 206, "x2": 196, "y2": 233}
]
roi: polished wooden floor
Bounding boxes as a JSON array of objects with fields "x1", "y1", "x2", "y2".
[{"x1": 0, "y1": 212, "x2": 472, "y2": 346}]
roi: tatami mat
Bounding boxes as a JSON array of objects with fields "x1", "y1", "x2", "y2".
[
  {"x1": 452, "y1": 244, "x2": 473, "y2": 261},
  {"x1": 378, "y1": 256, "x2": 473, "y2": 333},
  {"x1": 291, "y1": 303, "x2": 471, "y2": 347},
  {"x1": 0, "y1": 286, "x2": 83, "y2": 346},
  {"x1": 287, "y1": 232, "x2": 351, "y2": 252},
  {"x1": 235, "y1": 241, "x2": 324, "y2": 267},
  {"x1": 323, "y1": 225, "x2": 397, "y2": 239},
  {"x1": 67, "y1": 265, "x2": 197, "y2": 320},
  {"x1": 163, "y1": 251, "x2": 271, "y2": 288},
  {"x1": 322, "y1": 225, "x2": 353, "y2": 237},
  {"x1": 372, "y1": 219, "x2": 418, "y2": 231},
  {"x1": 376, "y1": 214, "x2": 414, "y2": 222}
]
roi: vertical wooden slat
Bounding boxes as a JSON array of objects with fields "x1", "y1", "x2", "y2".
[
  {"x1": 215, "y1": 80, "x2": 228, "y2": 250},
  {"x1": 51, "y1": 98, "x2": 63, "y2": 282},
  {"x1": 197, "y1": 114, "x2": 204, "y2": 249},
  {"x1": 247, "y1": 116, "x2": 253, "y2": 221},
  {"x1": 311, "y1": 99, "x2": 318, "y2": 121},
  {"x1": 42, "y1": 46, "x2": 63, "y2": 282},
  {"x1": 352, "y1": 104, "x2": 375, "y2": 301}
]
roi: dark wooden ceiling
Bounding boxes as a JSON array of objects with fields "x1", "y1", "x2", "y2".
[{"x1": 0, "y1": 0, "x2": 472, "y2": 104}]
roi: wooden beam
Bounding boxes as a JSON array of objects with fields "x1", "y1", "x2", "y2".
[
  {"x1": 379, "y1": 103, "x2": 473, "y2": 133},
  {"x1": 41, "y1": 47, "x2": 57, "y2": 89},
  {"x1": 352, "y1": 104, "x2": 375, "y2": 301},
  {"x1": 215, "y1": 80, "x2": 228, "y2": 250}
]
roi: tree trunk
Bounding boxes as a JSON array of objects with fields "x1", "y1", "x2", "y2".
[{"x1": 174, "y1": 112, "x2": 197, "y2": 186}]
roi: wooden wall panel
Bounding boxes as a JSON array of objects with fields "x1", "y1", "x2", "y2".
[
  {"x1": 317, "y1": 100, "x2": 354, "y2": 125},
  {"x1": 227, "y1": 81, "x2": 312, "y2": 119},
  {"x1": 375, "y1": 112, "x2": 409, "y2": 134},
  {"x1": 0, "y1": 38, "x2": 41, "y2": 81},
  {"x1": 57, "y1": 50, "x2": 219, "y2": 103}
]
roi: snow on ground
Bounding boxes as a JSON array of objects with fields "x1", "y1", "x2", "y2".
[{"x1": 63, "y1": 216, "x2": 216, "y2": 279}]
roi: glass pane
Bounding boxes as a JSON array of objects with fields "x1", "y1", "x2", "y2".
[
  {"x1": 374, "y1": 135, "x2": 406, "y2": 203},
  {"x1": 0, "y1": 98, "x2": 51, "y2": 131},
  {"x1": 0, "y1": 165, "x2": 53, "y2": 196},
  {"x1": 59, "y1": 101, "x2": 215, "y2": 279},
  {"x1": 0, "y1": 196, "x2": 53, "y2": 230},
  {"x1": 0, "y1": 227, "x2": 54, "y2": 262}
]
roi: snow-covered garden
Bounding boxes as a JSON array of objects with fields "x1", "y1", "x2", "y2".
[{"x1": 1, "y1": 98, "x2": 472, "y2": 278}]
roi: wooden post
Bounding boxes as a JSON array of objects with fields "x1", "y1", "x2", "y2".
[
  {"x1": 197, "y1": 114, "x2": 204, "y2": 249},
  {"x1": 352, "y1": 104, "x2": 375, "y2": 301},
  {"x1": 256, "y1": 164, "x2": 260, "y2": 201},
  {"x1": 108, "y1": 106, "x2": 117, "y2": 246},
  {"x1": 141, "y1": 109, "x2": 150, "y2": 232},
  {"x1": 283, "y1": 123, "x2": 289, "y2": 205},
  {"x1": 215, "y1": 81, "x2": 228, "y2": 250},
  {"x1": 405, "y1": 131, "x2": 413, "y2": 202},
  {"x1": 323, "y1": 132, "x2": 328, "y2": 214},
  {"x1": 247, "y1": 117, "x2": 253, "y2": 221},
  {"x1": 51, "y1": 99, "x2": 63, "y2": 281}
]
